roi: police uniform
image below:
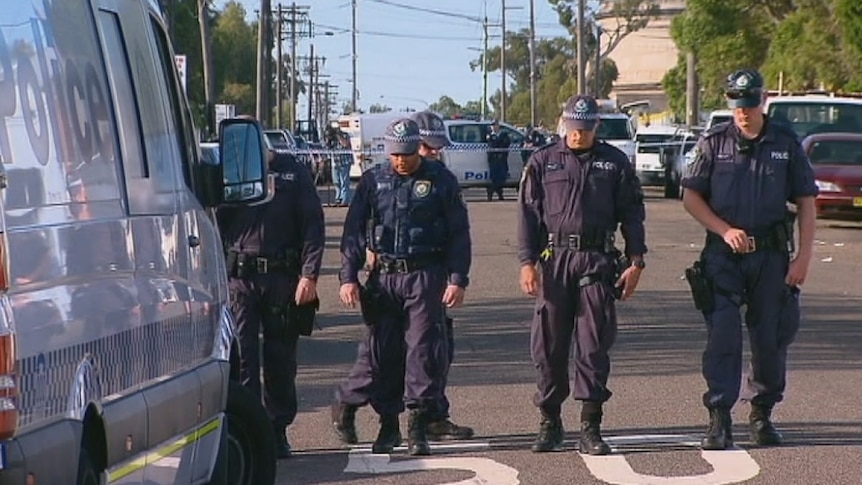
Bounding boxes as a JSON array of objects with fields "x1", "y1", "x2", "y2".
[
  {"x1": 331, "y1": 112, "x2": 474, "y2": 444},
  {"x1": 338, "y1": 118, "x2": 471, "y2": 456},
  {"x1": 217, "y1": 151, "x2": 325, "y2": 458},
  {"x1": 681, "y1": 69, "x2": 818, "y2": 450},
  {"x1": 518, "y1": 95, "x2": 646, "y2": 455},
  {"x1": 487, "y1": 121, "x2": 511, "y2": 201}
]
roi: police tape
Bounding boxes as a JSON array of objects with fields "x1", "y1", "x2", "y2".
[{"x1": 276, "y1": 145, "x2": 545, "y2": 157}]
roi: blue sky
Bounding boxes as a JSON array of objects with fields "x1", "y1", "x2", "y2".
[{"x1": 216, "y1": 0, "x2": 571, "y2": 114}]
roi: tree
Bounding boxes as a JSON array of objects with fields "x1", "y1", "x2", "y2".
[
  {"x1": 837, "y1": 0, "x2": 862, "y2": 55},
  {"x1": 369, "y1": 103, "x2": 392, "y2": 113},
  {"x1": 428, "y1": 96, "x2": 464, "y2": 118},
  {"x1": 212, "y1": 1, "x2": 258, "y2": 112},
  {"x1": 549, "y1": 0, "x2": 660, "y2": 57}
]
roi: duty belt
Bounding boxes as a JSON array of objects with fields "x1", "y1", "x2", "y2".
[
  {"x1": 374, "y1": 254, "x2": 442, "y2": 274},
  {"x1": 227, "y1": 250, "x2": 300, "y2": 278},
  {"x1": 548, "y1": 232, "x2": 615, "y2": 252},
  {"x1": 705, "y1": 232, "x2": 785, "y2": 253}
]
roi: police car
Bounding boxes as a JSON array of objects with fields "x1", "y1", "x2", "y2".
[{"x1": 338, "y1": 113, "x2": 526, "y2": 188}]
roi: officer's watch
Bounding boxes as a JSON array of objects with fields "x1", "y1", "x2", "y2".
[{"x1": 631, "y1": 259, "x2": 646, "y2": 269}]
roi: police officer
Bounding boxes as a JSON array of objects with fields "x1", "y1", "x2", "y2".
[
  {"x1": 330, "y1": 112, "x2": 475, "y2": 445},
  {"x1": 681, "y1": 69, "x2": 817, "y2": 450},
  {"x1": 518, "y1": 94, "x2": 647, "y2": 455},
  {"x1": 217, "y1": 146, "x2": 325, "y2": 458},
  {"x1": 338, "y1": 118, "x2": 472, "y2": 456},
  {"x1": 486, "y1": 120, "x2": 511, "y2": 201}
]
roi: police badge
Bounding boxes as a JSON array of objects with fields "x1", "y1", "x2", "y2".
[{"x1": 413, "y1": 180, "x2": 431, "y2": 198}]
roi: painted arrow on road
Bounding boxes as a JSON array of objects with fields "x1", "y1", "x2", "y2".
[{"x1": 344, "y1": 441, "x2": 521, "y2": 485}]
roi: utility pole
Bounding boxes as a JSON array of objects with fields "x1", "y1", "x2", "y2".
[
  {"x1": 595, "y1": 25, "x2": 601, "y2": 97},
  {"x1": 198, "y1": 0, "x2": 216, "y2": 137},
  {"x1": 276, "y1": 4, "x2": 310, "y2": 131},
  {"x1": 255, "y1": 0, "x2": 271, "y2": 123},
  {"x1": 307, "y1": 44, "x2": 314, "y2": 130},
  {"x1": 351, "y1": 0, "x2": 358, "y2": 112},
  {"x1": 528, "y1": 0, "x2": 537, "y2": 127},
  {"x1": 577, "y1": 0, "x2": 586, "y2": 95},
  {"x1": 275, "y1": 3, "x2": 283, "y2": 128},
  {"x1": 685, "y1": 51, "x2": 699, "y2": 127},
  {"x1": 482, "y1": 17, "x2": 489, "y2": 119},
  {"x1": 501, "y1": 0, "x2": 507, "y2": 122}
]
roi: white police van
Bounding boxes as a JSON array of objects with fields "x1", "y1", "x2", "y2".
[{"x1": 0, "y1": 1, "x2": 276, "y2": 484}]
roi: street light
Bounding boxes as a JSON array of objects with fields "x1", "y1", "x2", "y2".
[{"x1": 379, "y1": 95, "x2": 430, "y2": 111}]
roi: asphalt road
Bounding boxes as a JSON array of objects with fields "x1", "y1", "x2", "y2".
[{"x1": 278, "y1": 187, "x2": 862, "y2": 485}]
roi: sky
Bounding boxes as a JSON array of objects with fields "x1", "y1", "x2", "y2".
[{"x1": 215, "y1": 0, "x2": 571, "y2": 114}]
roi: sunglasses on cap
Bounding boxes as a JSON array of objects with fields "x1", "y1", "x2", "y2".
[{"x1": 725, "y1": 88, "x2": 762, "y2": 100}]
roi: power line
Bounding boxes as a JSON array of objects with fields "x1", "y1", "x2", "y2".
[
  {"x1": 313, "y1": 22, "x2": 497, "y2": 41},
  {"x1": 365, "y1": 0, "x2": 483, "y2": 23}
]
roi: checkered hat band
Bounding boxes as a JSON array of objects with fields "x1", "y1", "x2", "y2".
[
  {"x1": 419, "y1": 129, "x2": 447, "y2": 137},
  {"x1": 563, "y1": 111, "x2": 598, "y2": 121},
  {"x1": 384, "y1": 134, "x2": 422, "y2": 142}
]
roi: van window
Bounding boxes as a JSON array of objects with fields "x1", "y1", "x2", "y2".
[
  {"x1": 768, "y1": 102, "x2": 862, "y2": 138},
  {"x1": 0, "y1": 3, "x2": 122, "y2": 225},
  {"x1": 448, "y1": 124, "x2": 487, "y2": 144},
  {"x1": 598, "y1": 118, "x2": 633, "y2": 140}
]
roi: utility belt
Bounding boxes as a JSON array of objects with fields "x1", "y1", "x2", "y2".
[
  {"x1": 226, "y1": 249, "x2": 301, "y2": 278},
  {"x1": 541, "y1": 231, "x2": 616, "y2": 260},
  {"x1": 704, "y1": 226, "x2": 790, "y2": 254},
  {"x1": 373, "y1": 253, "x2": 443, "y2": 274}
]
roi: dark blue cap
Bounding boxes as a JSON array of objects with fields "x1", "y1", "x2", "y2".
[
  {"x1": 410, "y1": 111, "x2": 450, "y2": 149},
  {"x1": 561, "y1": 95, "x2": 599, "y2": 130},
  {"x1": 726, "y1": 69, "x2": 765, "y2": 108},
  {"x1": 384, "y1": 118, "x2": 421, "y2": 155}
]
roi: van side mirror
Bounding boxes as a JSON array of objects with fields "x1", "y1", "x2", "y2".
[{"x1": 219, "y1": 119, "x2": 272, "y2": 205}]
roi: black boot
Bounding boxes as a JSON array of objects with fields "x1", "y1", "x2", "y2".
[
  {"x1": 531, "y1": 411, "x2": 564, "y2": 452},
  {"x1": 750, "y1": 404, "x2": 782, "y2": 446},
  {"x1": 701, "y1": 407, "x2": 733, "y2": 450},
  {"x1": 331, "y1": 402, "x2": 358, "y2": 445},
  {"x1": 371, "y1": 414, "x2": 402, "y2": 454},
  {"x1": 407, "y1": 409, "x2": 431, "y2": 456},
  {"x1": 578, "y1": 401, "x2": 611, "y2": 455},
  {"x1": 426, "y1": 418, "x2": 475, "y2": 441},
  {"x1": 274, "y1": 428, "x2": 292, "y2": 459}
]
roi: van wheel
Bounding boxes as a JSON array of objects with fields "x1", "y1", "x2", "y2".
[
  {"x1": 213, "y1": 380, "x2": 277, "y2": 485},
  {"x1": 76, "y1": 448, "x2": 101, "y2": 485}
]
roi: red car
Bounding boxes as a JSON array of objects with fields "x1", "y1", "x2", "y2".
[{"x1": 801, "y1": 133, "x2": 862, "y2": 219}]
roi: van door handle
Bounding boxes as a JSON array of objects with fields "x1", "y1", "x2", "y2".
[{"x1": 188, "y1": 235, "x2": 200, "y2": 248}]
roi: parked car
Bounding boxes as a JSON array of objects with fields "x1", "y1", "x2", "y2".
[{"x1": 800, "y1": 133, "x2": 862, "y2": 220}]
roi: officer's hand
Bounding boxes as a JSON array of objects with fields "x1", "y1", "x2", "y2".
[
  {"x1": 615, "y1": 266, "x2": 643, "y2": 300},
  {"x1": 786, "y1": 253, "x2": 811, "y2": 287},
  {"x1": 295, "y1": 277, "x2": 318, "y2": 305},
  {"x1": 722, "y1": 228, "x2": 751, "y2": 253},
  {"x1": 442, "y1": 285, "x2": 465, "y2": 308},
  {"x1": 520, "y1": 264, "x2": 540, "y2": 296},
  {"x1": 340, "y1": 283, "x2": 360, "y2": 308},
  {"x1": 365, "y1": 250, "x2": 377, "y2": 270}
]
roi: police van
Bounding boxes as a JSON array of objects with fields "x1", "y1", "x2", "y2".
[
  {"x1": 337, "y1": 113, "x2": 526, "y2": 187},
  {"x1": 0, "y1": 1, "x2": 276, "y2": 484}
]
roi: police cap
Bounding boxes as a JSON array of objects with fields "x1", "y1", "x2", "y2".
[{"x1": 725, "y1": 69, "x2": 765, "y2": 109}]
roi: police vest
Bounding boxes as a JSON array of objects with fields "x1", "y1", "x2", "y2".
[{"x1": 369, "y1": 168, "x2": 447, "y2": 258}]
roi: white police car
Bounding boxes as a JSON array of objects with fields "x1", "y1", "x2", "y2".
[{"x1": 441, "y1": 119, "x2": 526, "y2": 188}]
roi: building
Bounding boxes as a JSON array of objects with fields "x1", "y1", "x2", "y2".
[{"x1": 598, "y1": 0, "x2": 685, "y2": 122}]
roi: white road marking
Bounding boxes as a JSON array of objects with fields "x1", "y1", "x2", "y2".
[
  {"x1": 149, "y1": 456, "x2": 181, "y2": 469},
  {"x1": 579, "y1": 434, "x2": 761, "y2": 485},
  {"x1": 344, "y1": 441, "x2": 520, "y2": 485}
]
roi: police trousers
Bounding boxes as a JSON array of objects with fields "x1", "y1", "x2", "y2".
[
  {"x1": 700, "y1": 248, "x2": 801, "y2": 409},
  {"x1": 531, "y1": 251, "x2": 618, "y2": 416},
  {"x1": 363, "y1": 265, "x2": 449, "y2": 416},
  {"x1": 229, "y1": 273, "x2": 300, "y2": 430}
]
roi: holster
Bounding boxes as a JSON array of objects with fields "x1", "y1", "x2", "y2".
[
  {"x1": 576, "y1": 250, "x2": 625, "y2": 300},
  {"x1": 359, "y1": 270, "x2": 383, "y2": 326},
  {"x1": 684, "y1": 260, "x2": 715, "y2": 314},
  {"x1": 287, "y1": 298, "x2": 320, "y2": 337}
]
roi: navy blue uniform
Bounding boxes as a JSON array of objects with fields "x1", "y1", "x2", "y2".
[
  {"x1": 218, "y1": 152, "x2": 325, "y2": 441},
  {"x1": 487, "y1": 129, "x2": 511, "y2": 200},
  {"x1": 682, "y1": 120, "x2": 817, "y2": 410},
  {"x1": 339, "y1": 159, "x2": 471, "y2": 416},
  {"x1": 518, "y1": 139, "x2": 646, "y2": 413}
]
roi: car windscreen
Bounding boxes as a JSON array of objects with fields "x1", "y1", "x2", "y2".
[
  {"x1": 598, "y1": 118, "x2": 633, "y2": 140},
  {"x1": 448, "y1": 124, "x2": 488, "y2": 144},
  {"x1": 768, "y1": 102, "x2": 862, "y2": 138},
  {"x1": 807, "y1": 139, "x2": 862, "y2": 165},
  {"x1": 636, "y1": 134, "x2": 677, "y2": 153},
  {"x1": 265, "y1": 132, "x2": 291, "y2": 148}
]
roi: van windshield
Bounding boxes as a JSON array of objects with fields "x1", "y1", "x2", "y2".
[
  {"x1": 598, "y1": 118, "x2": 633, "y2": 140},
  {"x1": 768, "y1": 101, "x2": 862, "y2": 138}
]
